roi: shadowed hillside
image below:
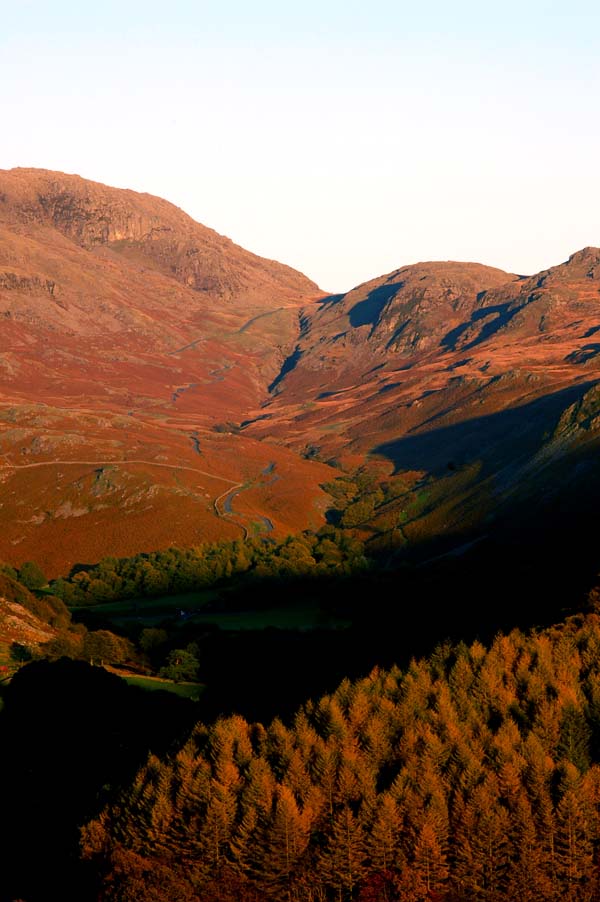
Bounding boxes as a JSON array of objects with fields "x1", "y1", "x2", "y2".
[{"x1": 2, "y1": 168, "x2": 600, "y2": 593}]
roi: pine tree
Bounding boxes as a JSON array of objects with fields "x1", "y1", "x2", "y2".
[
  {"x1": 505, "y1": 795, "x2": 554, "y2": 902},
  {"x1": 557, "y1": 705, "x2": 592, "y2": 773},
  {"x1": 554, "y1": 787, "x2": 595, "y2": 902},
  {"x1": 365, "y1": 792, "x2": 404, "y2": 876},
  {"x1": 197, "y1": 779, "x2": 237, "y2": 880},
  {"x1": 259, "y1": 784, "x2": 310, "y2": 900},
  {"x1": 318, "y1": 805, "x2": 367, "y2": 901},
  {"x1": 452, "y1": 779, "x2": 511, "y2": 902},
  {"x1": 283, "y1": 748, "x2": 314, "y2": 805},
  {"x1": 228, "y1": 757, "x2": 277, "y2": 879},
  {"x1": 411, "y1": 818, "x2": 449, "y2": 898}
]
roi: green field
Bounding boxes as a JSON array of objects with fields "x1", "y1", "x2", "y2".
[
  {"x1": 175, "y1": 601, "x2": 351, "y2": 631},
  {"x1": 73, "y1": 589, "x2": 217, "y2": 626},
  {"x1": 77, "y1": 591, "x2": 350, "y2": 632},
  {"x1": 121, "y1": 674, "x2": 205, "y2": 699}
]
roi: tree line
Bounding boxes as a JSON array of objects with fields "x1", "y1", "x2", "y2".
[
  {"x1": 48, "y1": 529, "x2": 370, "y2": 607},
  {"x1": 82, "y1": 611, "x2": 600, "y2": 901}
]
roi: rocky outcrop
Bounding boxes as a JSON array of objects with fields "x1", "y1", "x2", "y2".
[
  {"x1": 0, "y1": 168, "x2": 320, "y2": 302},
  {"x1": 0, "y1": 271, "x2": 57, "y2": 296},
  {"x1": 2, "y1": 165, "x2": 600, "y2": 576}
]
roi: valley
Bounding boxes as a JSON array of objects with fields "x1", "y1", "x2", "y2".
[
  {"x1": 2, "y1": 169, "x2": 600, "y2": 585},
  {"x1": 2, "y1": 168, "x2": 600, "y2": 902}
]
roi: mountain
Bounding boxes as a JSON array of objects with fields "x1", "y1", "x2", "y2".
[
  {"x1": 247, "y1": 250, "x2": 600, "y2": 461},
  {"x1": 0, "y1": 169, "x2": 333, "y2": 575},
  {"x1": 1, "y1": 167, "x2": 600, "y2": 584},
  {"x1": 244, "y1": 247, "x2": 600, "y2": 577},
  {"x1": 0, "y1": 167, "x2": 316, "y2": 299},
  {"x1": 4, "y1": 170, "x2": 600, "y2": 902},
  {"x1": 0, "y1": 167, "x2": 319, "y2": 413}
]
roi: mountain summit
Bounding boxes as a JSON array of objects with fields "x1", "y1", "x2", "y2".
[
  {"x1": 0, "y1": 169, "x2": 330, "y2": 573},
  {"x1": 1, "y1": 168, "x2": 600, "y2": 578},
  {"x1": 0, "y1": 167, "x2": 318, "y2": 301}
]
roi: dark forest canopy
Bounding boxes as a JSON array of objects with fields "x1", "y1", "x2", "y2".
[{"x1": 82, "y1": 612, "x2": 600, "y2": 902}]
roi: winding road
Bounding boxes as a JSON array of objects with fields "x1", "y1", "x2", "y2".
[
  {"x1": 0, "y1": 457, "x2": 276, "y2": 540},
  {"x1": 0, "y1": 458, "x2": 239, "y2": 484},
  {"x1": 213, "y1": 483, "x2": 247, "y2": 538}
]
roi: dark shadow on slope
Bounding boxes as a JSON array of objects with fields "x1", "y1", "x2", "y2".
[
  {"x1": 374, "y1": 381, "x2": 597, "y2": 478},
  {"x1": 385, "y1": 319, "x2": 411, "y2": 349},
  {"x1": 441, "y1": 303, "x2": 518, "y2": 351},
  {"x1": 268, "y1": 345, "x2": 302, "y2": 394},
  {"x1": 348, "y1": 283, "x2": 400, "y2": 329},
  {"x1": 368, "y1": 378, "x2": 600, "y2": 647},
  {"x1": 315, "y1": 292, "x2": 345, "y2": 306},
  {"x1": 240, "y1": 413, "x2": 272, "y2": 429},
  {"x1": 448, "y1": 357, "x2": 472, "y2": 370},
  {"x1": 318, "y1": 389, "x2": 351, "y2": 399},
  {"x1": 566, "y1": 344, "x2": 600, "y2": 364},
  {"x1": 0, "y1": 659, "x2": 199, "y2": 902}
]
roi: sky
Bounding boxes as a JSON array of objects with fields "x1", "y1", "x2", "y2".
[{"x1": 2, "y1": 1, "x2": 600, "y2": 292}]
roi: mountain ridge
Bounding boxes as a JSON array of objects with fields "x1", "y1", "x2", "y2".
[
  {"x1": 0, "y1": 167, "x2": 320, "y2": 301},
  {"x1": 1, "y1": 167, "x2": 600, "y2": 578}
]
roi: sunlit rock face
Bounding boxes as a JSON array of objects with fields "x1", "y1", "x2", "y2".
[
  {"x1": 2, "y1": 166, "x2": 600, "y2": 577},
  {"x1": 0, "y1": 168, "x2": 330, "y2": 575}
]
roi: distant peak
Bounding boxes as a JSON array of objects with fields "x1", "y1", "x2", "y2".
[
  {"x1": 0, "y1": 166, "x2": 320, "y2": 298},
  {"x1": 544, "y1": 247, "x2": 600, "y2": 282},
  {"x1": 566, "y1": 247, "x2": 600, "y2": 266}
]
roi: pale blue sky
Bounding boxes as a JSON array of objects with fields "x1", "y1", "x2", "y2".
[{"x1": 2, "y1": 1, "x2": 599, "y2": 291}]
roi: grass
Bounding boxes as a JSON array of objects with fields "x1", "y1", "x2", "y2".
[
  {"x1": 121, "y1": 674, "x2": 205, "y2": 699},
  {"x1": 76, "y1": 591, "x2": 350, "y2": 632},
  {"x1": 179, "y1": 601, "x2": 351, "y2": 631},
  {"x1": 73, "y1": 589, "x2": 217, "y2": 624}
]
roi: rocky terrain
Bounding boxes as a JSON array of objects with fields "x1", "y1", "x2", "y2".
[
  {"x1": 243, "y1": 247, "x2": 600, "y2": 566},
  {"x1": 0, "y1": 169, "x2": 331, "y2": 575},
  {"x1": 249, "y1": 250, "x2": 600, "y2": 460},
  {"x1": 1, "y1": 168, "x2": 600, "y2": 579}
]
